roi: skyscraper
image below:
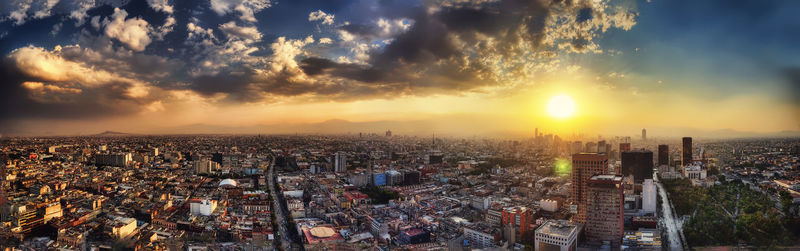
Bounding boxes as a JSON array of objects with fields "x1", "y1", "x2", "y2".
[
  {"x1": 641, "y1": 128, "x2": 647, "y2": 141},
  {"x1": 657, "y1": 144, "x2": 669, "y2": 166},
  {"x1": 642, "y1": 179, "x2": 656, "y2": 213},
  {"x1": 585, "y1": 175, "x2": 624, "y2": 247},
  {"x1": 621, "y1": 149, "x2": 654, "y2": 183},
  {"x1": 597, "y1": 140, "x2": 607, "y2": 153},
  {"x1": 682, "y1": 137, "x2": 692, "y2": 166},
  {"x1": 571, "y1": 153, "x2": 609, "y2": 223},
  {"x1": 335, "y1": 152, "x2": 346, "y2": 172}
]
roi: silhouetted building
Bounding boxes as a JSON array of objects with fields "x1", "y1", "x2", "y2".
[
  {"x1": 585, "y1": 175, "x2": 624, "y2": 248},
  {"x1": 621, "y1": 150, "x2": 653, "y2": 183},
  {"x1": 429, "y1": 153, "x2": 443, "y2": 165},
  {"x1": 682, "y1": 137, "x2": 692, "y2": 166},
  {"x1": 211, "y1": 153, "x2": 223, "y2": 164},
  {"x1": 571, "y1": 153, "x2": 609, "y2": 223},
  {"x1": 657, "y1": 144, "x2": 669, "y2": 166},
  {"x1": 641, "y1": 128, "x2": 646, "y2": 141}
]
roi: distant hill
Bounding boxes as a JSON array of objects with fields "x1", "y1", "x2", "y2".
[{"x1": 92, "y1": 131, "x2": 132, "y2": 137}]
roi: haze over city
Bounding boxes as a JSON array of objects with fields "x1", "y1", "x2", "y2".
[{"x1": 0, "y1": 0, "x2": 798, "y2": 137}]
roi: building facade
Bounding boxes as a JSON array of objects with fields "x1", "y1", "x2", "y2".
[
  {"x1": 571, "y1": 153, "x2": 609, "y2": 223},
  {"x1": 621, "y1": 150, "x2": 654, "y2": 183},
  {"x1": 585, "y1": 175, "x2": 624, "y2": 247}
]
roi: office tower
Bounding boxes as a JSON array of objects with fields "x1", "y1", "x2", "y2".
[
  {"x1": 194, "y1": 160, "x2": 219, "y2": 174},
  {"x1": 641, "y1": 128, "x2": 646, "y2": 141},
  {"x1": 535, "y1": 220, "x2": 579, "y2": 251},
  {"x1": 657, "y1": 145, "x2": 669, "y2": 166},
  {"x1": 585, "y1": 142, "x2": 597, "y2": 153},
  {"x1": 502, "y1": 206, "x2": 534, "y2": 240},
  {"x1": 334, "y1": 152, "x2": 346, "y2": 172},
  {"x1": 682, "y1": 137, "x2": 692, "y2": 166},
  {"x1": 571, "y1": 153, "x2": 609, "y2": 223},
  {"x1": 621, "y1": 149, "x2": 654, "y2": 183},
  {"x1": 642, "y1": 179, "x2": 656, "y2": 213},
  {"x1": 585, "y1": 175, "x2": 624, "y2": 248},
  {"x1": 619, "y1": 143, "x2": 631, "y2": 153},
  {"x1": 597, "y1": 140, "x2": 607, "y2": 153},
  {"x1": 152, "y1": 147, "x2": 159, "y2": 156},
  {"x1": 212, "y1": 153, "x2": 223, "y2": 164},
  {"x1": 535, "y1": 128, "x2": 538, "y2": 138},
  {"x1": 385, "y1": 130, "x2": 392, "y2": 137},
  {"x1": 571, "y1": 141, "x2": 583, "y2": 154}
]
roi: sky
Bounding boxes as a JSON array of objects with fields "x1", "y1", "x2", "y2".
[{"x1": 0, "y1": 0, "x2": 798, "y2": 138}]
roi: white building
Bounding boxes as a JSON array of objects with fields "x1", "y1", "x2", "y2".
[
  {"x1": 683, "y1": 165, "x2": 707, "y2": 180},
  {"x1": 463, "y1": 224, "x2": 498, "y2": 249},
  {"x1": 642, "y1": 179, "x2": 657, "y2": 213},
  {"x1": 540, "y1": 199, "x2": 559, "y2": 212},
  {"x1": 190, "y1": 199, "x2": 218, "y2": 216},
  {"x1": 471, "y1": 197, "x2": 491, "y2": 211},
  {"x1": 535, "y1": 220, "x2": 580, "y2": 251},
  {"x1": 112, "y1": 217, "x2": 137, "y2": 239}
]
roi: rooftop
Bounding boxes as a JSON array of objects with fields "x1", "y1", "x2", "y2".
[{"x1": 536, "y1": 220, "x2": 579, "y2": 238}]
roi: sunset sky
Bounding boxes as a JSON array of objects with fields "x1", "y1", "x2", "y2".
[{"x1": 1, "y1": 0, "x2": 798, "y2": 137}]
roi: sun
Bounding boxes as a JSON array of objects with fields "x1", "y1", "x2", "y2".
[{"x1": 547, "y1": 94, "x2": 576, "y2": 119}]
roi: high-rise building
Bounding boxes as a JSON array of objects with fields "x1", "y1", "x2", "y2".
[
  {"x1": 621, "y1": 149, "x2": 654, "y2": 183},
  {"x1": 585, "y1": 175, "x2": 624, "y2": 247},
  {"x1": 597, "y1": 140, "x2": 607, "y2": 153},
  {"x1": 641, "y1": 128, "x2": 646, "y2": 141},
  {"x1": 657, "y1": 144, "x2": 669, "y2": 166},
  {"x1": 642, "y1": 179, "x2": 656, "y2": 213},
  {"x1": 571, "y1": 153, "x2": 609, "y2": 223},
  {"x1": 385, "y1": 130, "x2": 392, "y2": 137},
  {"x1": 501, "y1": 206, "x2": 534, "y2": 240},
  {"x1": 571, "y1": 141, "x2": 583, "y2": 154},
  {"x1": 619, "y1": 143, "x2": 631, "y2": 153},
  {"x1": 334, "y1": 152, "x2": 346, "y2": 172},
  {"x1": 682, "y1": 137, "x2": 692, "y2": 166},
  {"x1": 194, "y1": 160, "x2": 219, "y2": 174}
]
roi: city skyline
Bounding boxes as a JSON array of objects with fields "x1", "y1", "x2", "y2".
[{"x1": 1, "y1": 0, "x2": 799, "y2": 137}]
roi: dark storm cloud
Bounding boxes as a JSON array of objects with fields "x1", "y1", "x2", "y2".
[
  {"x1": 0, "y1": 60, "x2": 153, "y2": 122},
  {"x1": 297, "y1": 0, "x2": 556, "y2": 94}
]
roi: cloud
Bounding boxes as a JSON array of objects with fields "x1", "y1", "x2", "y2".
[
  {"x1": 318, "y1": 37, "x2": 332, "y2": 44},
  {"x1": 3, "y1": 0, "x2": 60, "y2": 25},
  {"x1": 209, "y1": 0, "x2": 271, "y2": 22},
  {"x1": 147, "y1": 0, "x2": 173, "y2": 13},
  {"x1": 309, "y1": 10, "x2": 334, "y2": 25},
  {"x1": 8, "y1": 45, "x2": 151, "y2": 98},
  {"x1": 103, "y1": 8, "x2": 153, "y2": 52},
  {"x1": 219, "y1": 21, "x2": 262, "y2": 41}
]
